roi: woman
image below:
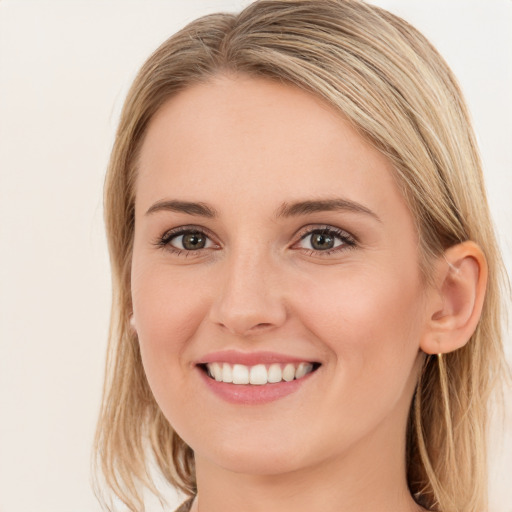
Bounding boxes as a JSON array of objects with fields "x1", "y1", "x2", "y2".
[{"x1": 94, "y1": 1, "x2": 509, "y2": 511}]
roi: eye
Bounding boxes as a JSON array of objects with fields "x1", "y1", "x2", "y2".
[
  {"x1": 296, "y1": 227, "x2": 356, "y2": 254},
  {"x1": 172, "y1": 231, "x2": 209, "y2": 250},
  {"x1": 157, "y1": 227, "x2": 216, "y2": 254}
]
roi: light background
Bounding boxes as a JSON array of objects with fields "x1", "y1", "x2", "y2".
[{"x1": 0, "y1": 1, "x2": 510, "y2": 511}]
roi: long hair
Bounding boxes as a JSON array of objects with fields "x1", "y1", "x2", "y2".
[{"x1": 93, "y1": 1, "x2": 509, "y2": 510}]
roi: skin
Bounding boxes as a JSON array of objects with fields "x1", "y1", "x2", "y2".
[{"x1": 130, "y1": 74, "x2": 481, "y2": 512}]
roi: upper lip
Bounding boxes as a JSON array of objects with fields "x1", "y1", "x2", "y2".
[{"x1": 196, "y1": 350, "x2": 320, "y2": 367}]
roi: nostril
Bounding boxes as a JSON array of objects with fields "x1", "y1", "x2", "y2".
[
  {"x1": 254, "y1": 323, "x2": 272, "y2": 329},
  {"x1": 216, "y1": 320, "x2": 278, "y2": 337},
  {"x1": 208, "y1": 280, "x2": 288, "y2": 336}
]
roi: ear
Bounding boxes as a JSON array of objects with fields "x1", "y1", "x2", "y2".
[
  {"x1": 420, "y1": 241, "x2": 488, "y2": 355},
  {"x1": 129, "y1": 313, "x2": 137, "y2": 332}
]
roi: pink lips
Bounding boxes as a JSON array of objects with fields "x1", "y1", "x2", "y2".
[
  {"x1": 196, "y1": 350, "x2": 319, "y2": 405},
  {"x1": 197, "y1": 350, "x2": 313, "y2": 366}
]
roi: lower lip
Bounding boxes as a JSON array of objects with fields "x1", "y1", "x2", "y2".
[{"x1": 197, "y1": 367, "x2": 316, "y2": 405}]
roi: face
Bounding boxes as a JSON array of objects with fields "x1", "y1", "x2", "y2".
[{"x1": 131, "y1": 74, "x2": 429, "y2": 476}]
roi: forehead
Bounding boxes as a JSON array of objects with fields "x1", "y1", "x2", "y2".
[{"x1": 135, "y1": 74, "x2": 407, "y2": 223}]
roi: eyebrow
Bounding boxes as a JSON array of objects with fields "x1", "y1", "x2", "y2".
[
  {"x1": 145, "y1": 197, "x2": 380, "y2": 222},
  {"x1": 145, "y1": 200, "x2": 218, "y2": 217},
  {"x1": 275, "y1": 198, "x2": 381, "y2": 222}
]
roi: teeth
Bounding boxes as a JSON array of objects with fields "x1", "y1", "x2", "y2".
[
  {"x1": 295, "y1": 362, "x2": 313, "y2": 379},
  {"x1": 267, "y1": 363, "x2": 282, "y2": 383},
  {"x1": 249, "y1": 364, "x2": 267, "y2": 385},
  {"x1": 211, "y1": 362, "x2": 223, "y2": 381},
  {"x1": 282, "y1": 363, "x2": 295, "y2": 382},
  {"x1": 205, "y1": 361, "x2": 316, "y2": 385},
  {"x1": 232, "y1": 364, "x2": 249, "y2": 384},
  {"x1": 222, "y1": 363, "x2": 233, "y2": 383}
]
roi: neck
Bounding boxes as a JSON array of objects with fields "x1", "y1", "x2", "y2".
[{"x1": 192, "y1": 417, "x2": 424, "y2": 512}]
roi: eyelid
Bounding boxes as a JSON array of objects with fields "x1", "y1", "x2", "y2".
[
  {"x1": 154, "y1": 225, "x2": 220, "y2": 254},
  {"x1": 295, "y1": 224, "x2": 355, "y2": 240},
  {"x1": 292, "y1": 224, "x2": 357, "y2": 254},
  {"x1": 153, "y1": 223, "x2": 357, "y2": 257}
]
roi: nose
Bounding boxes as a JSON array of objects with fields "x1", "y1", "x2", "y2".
[{"x1": 208, "y1": 248, "x2": 287, "y2": 337}]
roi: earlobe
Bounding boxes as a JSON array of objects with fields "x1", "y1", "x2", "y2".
[
  {"x1": 130, "y1": 314, "x2": 137, "y2": 332},
  {"x1": 420, "y1": 241, "x2": 488, "y2": 355}
]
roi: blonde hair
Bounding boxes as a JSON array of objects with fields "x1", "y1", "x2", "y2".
[{"x1": 94, "y1": 1, "x2": 509, "y2": 510}]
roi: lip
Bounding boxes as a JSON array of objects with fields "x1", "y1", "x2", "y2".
[
  {"x1": 195, "y1": 350, "x2": 321, "y2": 405},
  {"x1": 197, "y1": 368, "x2": 317, "y2": 405},
  {"x1": 196, "y1": 349, "x2": 318, "y2": 366}
]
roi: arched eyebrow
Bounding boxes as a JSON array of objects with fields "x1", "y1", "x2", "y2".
[
  {"x1": 145, "y1": 200, "x2": 217, "y2": 217},
  {"x1": 145, "y1": 197, "x2": 381, "y2": 222},
  {"x1": 276, "y1": 199, "x2": 381, "y2": 222}
]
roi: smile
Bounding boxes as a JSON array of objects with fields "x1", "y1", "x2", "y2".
[
  {"x1": 203, "y1": 362, "x2": 317, "y2": 385},
  {"x1": 196, "y1": 351, "x2": 322, "y2": 404}
]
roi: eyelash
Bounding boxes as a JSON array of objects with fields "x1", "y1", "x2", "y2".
[
  {"x1": 154, "y1": 225, "x2": 357, "y2": 257},
  {"x1": 296, "y1": 226, "x2": 357, "y2": 256},
  {"x1": 154, "y1": 226, "x2": 217, "y2": 257}
]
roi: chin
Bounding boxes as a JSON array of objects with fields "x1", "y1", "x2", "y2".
[
  {"x1": 209, "y1": 444, "x2": 311, "y2": 476},
  {"x1": 187, "y1": 422, "x2": 317, "y2": 476}
]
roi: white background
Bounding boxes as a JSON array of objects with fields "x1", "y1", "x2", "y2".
[{"x1": 0, "y1": 1, "x2": 510, "y2": 511}]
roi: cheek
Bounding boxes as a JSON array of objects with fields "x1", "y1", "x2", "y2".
[
  {"x1": 132, "y1": 260, "x2": 208, "y2": 341},
  {"x1": 292, "y1": 267, "x2": 425, "y2": 450},
  {"x1": 296, "y1": 263, "x2": 425, "y2": 382},
  {"x1": 131, "y1": 263, "x2": 209, "y2": 401}
]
